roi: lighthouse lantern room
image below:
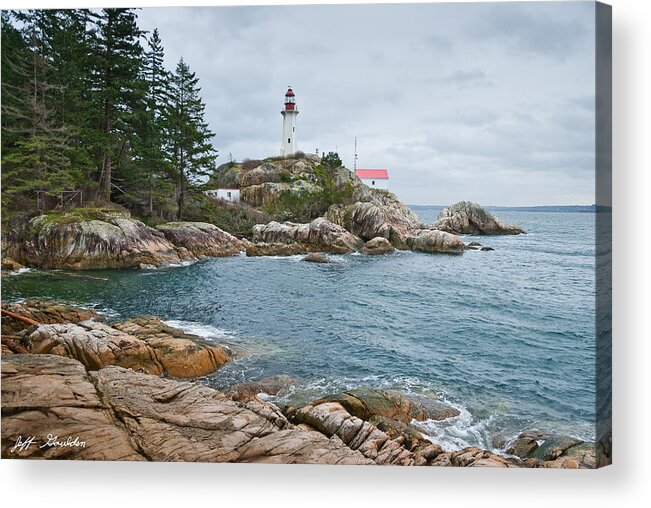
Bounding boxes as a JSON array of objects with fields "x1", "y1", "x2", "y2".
[{"x1": 280, "y1": 87, "x2": 299, "y2": 156}]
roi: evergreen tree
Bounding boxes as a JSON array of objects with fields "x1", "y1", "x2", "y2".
[
  {"x1": 139, "y1": 28, "x2": 172, "y2": 217},
  {"x1": 88, "y1": 8, "x2": 144, "y2": 203},
  {"x1": 1, "y1": 11, "x2": 78, "y2": 213},
  {"x1": 166, "y1": 57, "x2": 217, "y2": 219}
]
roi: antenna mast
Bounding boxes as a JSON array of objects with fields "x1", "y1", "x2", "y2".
[{"x1": 354, "y1": 136, "x2": 358, "y2": 172}]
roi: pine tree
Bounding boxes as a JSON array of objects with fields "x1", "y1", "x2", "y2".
[
  {"x1": 166, "y1": 57, "x2": 217, "y2": 220},
  {"x1": 139, "y1": 28, "x2": 172, "y2": 217},
  {"x1": 89, "y1": 8, "x2": 144, "y2": 203},
  {"x1": 1, "y1": 11, "x2": 78, "y2": 213}
]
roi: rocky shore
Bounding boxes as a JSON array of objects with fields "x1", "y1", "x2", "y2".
[
  {"x1": 1, "y1": 156, "x2": 525, "y2": 272},
  {"x1": 1, "y1": 300, "x2": 600, "y2": 467}
]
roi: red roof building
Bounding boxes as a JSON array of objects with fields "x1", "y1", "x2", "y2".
[
  {"x1": 355, "y1": 169, "x2": 390, "y2": 190},
  {"x1": 355, "y1": 169, "x2": 389, "y2": 179}
]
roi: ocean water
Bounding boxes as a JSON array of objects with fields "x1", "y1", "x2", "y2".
[{"x1": 2, "y1": 209, "x2": 597, "y2": 452}]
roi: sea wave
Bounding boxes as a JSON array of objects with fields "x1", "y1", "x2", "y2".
[
  {"x1": 164, "y1": 319, "x2": 237, "y2": 345},
  {"x1": 418, "y1": 403, "x2": 500, "y2": 453},
  {"x1": 8, "y1": 267, "x2": 32, "y2": 276}
]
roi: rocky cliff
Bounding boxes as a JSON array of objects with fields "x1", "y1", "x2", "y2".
[
  {"x1": 209, "y1": 155, "x2": 500, "y2": 255},
  {"x1": 209, "y1": 154, "x2": 358, "y2": 223},
  {"x1": 1, "y1": 209, "x2": 245, "y2": 270},
  {"x1": 433, "y1": 201, "x2": 525, "y2": 235}
]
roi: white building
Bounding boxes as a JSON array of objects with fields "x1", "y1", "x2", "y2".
[
  {"x1": 205, "y1": 188, "x2": 240, "y2": 203},
  {"x1": 355, "y1": 169, "x2": 389, "y2": 190},
  {"x1": 280, "y1": 87, "x2": 299, "y2": 156}
]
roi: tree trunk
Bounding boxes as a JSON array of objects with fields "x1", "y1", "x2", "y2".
[
  {"x1": 100, "y1": 12, "x2": 114, "y2": 204},
  {"x1": 177, "y1": 150, "x2": 185, "y2": 220},
  {"x1": 148, "y1": 168, "x2": 154, "y2": 216}
]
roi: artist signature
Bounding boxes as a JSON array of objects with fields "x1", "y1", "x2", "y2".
[{"x1": 10, "y1": 434, "x2": 87, "y2": 453}]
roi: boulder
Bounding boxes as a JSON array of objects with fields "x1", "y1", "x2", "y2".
[
  {"x1": 560, "y1": 442, "x2": 597, "y2": 468},
  {"x1": 155, "y1": 221, "x2": 244, "y2": 258},
  {"x1": 20, "y1": 317, "x2": 230, "y2": 378},
  {"x1": 367, "y1": 415, "x2": 431, "y2": 452},
  {"x1": 294, "y1": 401, "x2": 420, "y2": 465},
  {"x1": 325, "y1": 194, "x2": 420, "y2": 249},
  {"x1": 225, "y1": 375, "x2": 298, "y2": 402},
  {"x1": 506, "y1": 430, "x2": 589, "y2": 466},
  {"x1": 481, "y1": 246, "x2": 495, "y2": 252},
  {"x1": 302, "y1": 252, "x2": 331, "y2": 263},
  {"x1": 449, "y1": 446, "x2": 521, "y2": 468},
  {"x1": 1, "y1": 299, "x2": 99, "y2": 336},
  {"x1": 406, "y1": 395, "x2": 460, "y2": 421},
  {"x1": 433, "y1": 201, "x2": 525, "y2": 235},
  {"x1": 251, "y1": 218, "x2": 363, "y2": 254},
  {"x1": 1, "y1": 257, "x2": 24, "y2": 271},
  {"x1": 406, "y1": 229, "x2": 465, "y2": 254},
  {"x1": 314, "y1": 388, "x2": 430, "y2": 424},
  {"x1": 529, "y1": 435, "x2": 583, "y2": 461},
  {"x1": 246, "y1": 243, "x2": 309, "y2": 257},
  {"x1": 360, "y1": 237, "x2": 396, "y2": 255}
]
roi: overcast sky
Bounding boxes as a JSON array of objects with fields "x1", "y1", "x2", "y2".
[{"x1": 138, "y1": 1, "x2": 596, "y2": 206}]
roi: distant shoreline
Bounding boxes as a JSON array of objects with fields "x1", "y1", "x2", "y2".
[{"x1": 409, "y1": 204, "x2": 611, "y2": 213}]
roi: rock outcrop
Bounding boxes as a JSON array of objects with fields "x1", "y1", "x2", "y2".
[
  {"x1": 1, "y1": 257, "x2": 24, "y2": 271},
  {"x1": 249, "y1": 218, "x2": 364, "y2": 255},
  {"x1": 325, "y1": 192, "x2": 421, "y2": 249},
  {"x1": 1, "y1": 350, "x2": 598, "y2": 467},
  {"x1": 1, "y1": 209, "x2": 249, "y2": 270},
  {"x1": 210, "y1": 155, "x2": 358, "y2": 223},
  {"x1": 293, "y1": 401, "x2": 420, "y2": 465},
  {"x1": 506, "y1": 430, "x2": 595, "y2": 468},
  {"x1": 433, "y1": 201, "x2": 525, "y2": 235},
  {"x1": 302, "y1": 252, "x2": 331, "y2": 263},
  {"x1": 1, "y1": 354, "x2": 371, "y2": 464},
  {"x1": 313, "y1": 388, "x2": 431, "y2": 425},
  {"x1": 225, "y1": 375, "x2": 298, "y2": 402},
  {"x1": 155, "y1": 222, "x2": 244, "y2": 258},
  {"x1": 18, "y1": 318, "x2": 230, "y2": 378},
  {"x1": 3, "y1": 209, "x2": 191, "y2": 269},
  {"x1": 1, "y1": 354, "x2": 145, "y2": 460},
  {"x1": 406, "y1": 229, "x2": 466, "y2": 253},
  {"x1": 360, "y1": 236, "x2": 396, "y2": 255},
  {"x1": 1, "y1": 299, "x2": 99, "y2": 336}
]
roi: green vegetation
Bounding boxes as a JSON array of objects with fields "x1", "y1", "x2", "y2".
[
  {"x1": 262, "y1": 159, "x2": 354, "y2": 222},
  {"x1": 182, "y1": 192, "x2": 271, "y2": 236},
  {"x1": 1, "y1": 9, "x2": 216, "y2": 222}
]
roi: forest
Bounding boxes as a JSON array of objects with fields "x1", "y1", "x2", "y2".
[{"x1": 1, "y1": 9, "x2": 217, "y2": 222}]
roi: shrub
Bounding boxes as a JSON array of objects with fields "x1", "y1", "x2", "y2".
[{"x1": 242, "y1": 158, "x2": 262, "y2": 171}]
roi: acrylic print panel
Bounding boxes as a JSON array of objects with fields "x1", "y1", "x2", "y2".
[{"x1": 0, "y1": 1, "x2": 611, "y2": 468}]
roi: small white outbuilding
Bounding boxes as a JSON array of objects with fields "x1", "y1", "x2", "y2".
[{"x1": 205, "y1": 188, "x2": 241, "y2": 203}]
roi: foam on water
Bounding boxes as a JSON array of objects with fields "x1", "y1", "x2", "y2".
[
  {"x1": 164, "y1": 319, "x2": 237, "y2": 345},
  {"x1": 8, "y1": 267, "x2": 32, "y2": 276},
  {"x1": 418, "y1": 404, "x2": 499, "y2": 452}
]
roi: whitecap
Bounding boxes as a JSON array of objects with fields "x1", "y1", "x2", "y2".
[
  {"x1": 164, "y1": 319, "x2": 237, "y2": 345},
  {"x1": 9, "y1": 267, "x2": 32, "y2": 276},
  {"x1": 417, "y1": 403, "x2": 499, "y2": 453}
]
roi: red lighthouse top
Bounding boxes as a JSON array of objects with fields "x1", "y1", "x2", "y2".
[{"x1": 284, "y1": 87, "x2": 296, "y2": 111}]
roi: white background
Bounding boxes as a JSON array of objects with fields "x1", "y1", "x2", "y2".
[{"x1": 0, "y1": 0, "x2": 649, "y2": 506}]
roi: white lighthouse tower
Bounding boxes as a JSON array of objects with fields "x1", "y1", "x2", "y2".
[{"x1": 280, "y1": 87, "x2": 299, "y2": 156}]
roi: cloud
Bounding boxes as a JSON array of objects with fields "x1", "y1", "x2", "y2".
[{"x1": 138, "y1": 1, "x2": 596, "y2": 206}]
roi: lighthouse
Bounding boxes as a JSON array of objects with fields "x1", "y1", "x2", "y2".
[{"x1": 280, "y1": 87, "x2": 299, "y2": 156}]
